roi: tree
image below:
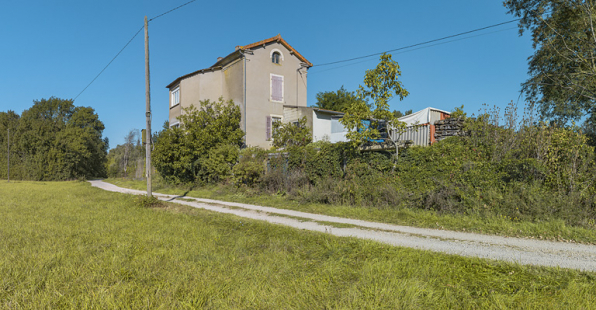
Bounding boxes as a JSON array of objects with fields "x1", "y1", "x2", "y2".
[
  {"x1": 340, "y1": 53, "x2": 410, "y2": 155},
  {"x1": 505, "y1": 0, "x2": 596, "y2": 124},
  {"x1": 106, "y1": 129, "x2": 144, "y2": 178},
  {"x1": 271, "y1": 116, "x2": 312, "y2": 149},
  {"x1": 314, "y1": 86, "x2": 365, "y2": 113},
  {"x1": 152, "y1": 98, "x2": 243, "y2": 184},
  {"x1": 1, "y1": 98, "x2": 108, "y2": 180},
  {"x1": 392, "y1": 109, "x2": 413, "y2": 118},
  {"x1": 0, "y1": 111, "x2": 21, "y2": 179}
]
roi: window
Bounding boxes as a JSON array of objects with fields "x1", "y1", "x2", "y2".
[
  {"x1": 270, "y1": 74, "x2": 284, "y2": 102},
  {"x1": 266, "y1": 115, "x2": 282, "y2": 141},
  {"x1": 272, "y1": 51, "x2": 281, "y2": 64},
  {"x1": 170, "y1": 87, "x2": 180, "y2": 107},
  {"x1": 270, "y1": 49, "x2": 283, "y2": 64}
]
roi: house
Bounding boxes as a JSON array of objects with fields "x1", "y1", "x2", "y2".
[
  {"x1": 293, "y1": 106, "x2": 450, "y2": 147},
  {"x1": 166, "y1": 35, "x2": 312, "y2": 149},
  {"x1": 282, "y1": 106, "x2": 348, "y2": 143}
]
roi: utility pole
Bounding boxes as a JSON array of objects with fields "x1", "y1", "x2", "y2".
[
  {"x1": 144, "y1": 16, "x2": 152, "y2": 197},
  {"x1": 6, "y1": 128, "x2": 9, "y2": 183}
]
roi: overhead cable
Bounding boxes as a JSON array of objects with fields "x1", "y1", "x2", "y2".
[
  {"x1": 310, "y1": 26, "x2": 519, "y2": 75},
  {"x1": 73, "y1": 0, "x2": 199, "y2": 101},
  {"x1": 312, "y1": 19, "x2": 521, "y2": 68},
  {"x1": 149, "y1": 0, "x2": 198, "y2": 21},
  {"x1": 74, "y1": 26, "x2": 144, "y2": 101}
]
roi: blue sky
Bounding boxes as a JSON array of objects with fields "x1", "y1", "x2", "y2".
[{"x1": 0, "y1": 0, "x2": 534, "y2": 147}]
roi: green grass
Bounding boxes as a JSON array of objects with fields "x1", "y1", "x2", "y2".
[
  {"x1": 106, "y1": 178, "x2": 596, "y2": 244},
  {"x1": 1, "y1": 181, "x2": 596, "y2": 308}
]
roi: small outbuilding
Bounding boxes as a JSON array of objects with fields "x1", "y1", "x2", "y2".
[
  {"x1": 282, "y1": 106, "x2": 348, "y2": 143},
  {"x1": 392, "y1": 107, "x2": 451, "y2": 146}
]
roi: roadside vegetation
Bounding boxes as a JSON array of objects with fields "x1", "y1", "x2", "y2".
[
  {"x1": 0, "y1": 97, "x2": 108, "y2": 180},
  {"x1": 2, "y1": 181, "x2": 596, "y2": 308},
  {"x1": 110, "y1": 100, "x2": 596, "y2": 244}
]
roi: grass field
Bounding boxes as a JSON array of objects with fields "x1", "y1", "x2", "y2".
[
  {"x1": 105, "y1": 178, "x2": 596, "y2": 245},
  {"x1": 2, "y1": 181, "x2": 596, "y2": 309}
]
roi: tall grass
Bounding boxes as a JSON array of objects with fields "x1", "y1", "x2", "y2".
[
  {"x1": 2, "y1": 181, "x2": 596, "y2": 308},
  {"x1": 106, "y1": 177, "x2": 596, "y2": 244}
]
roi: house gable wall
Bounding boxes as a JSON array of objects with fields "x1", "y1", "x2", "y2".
[
  {"x1": 244, "y1": 41, "x2": 308, "y2": 148},
  {"x1": 168, "y1": 38, "x2": 308, "y2": 149}
]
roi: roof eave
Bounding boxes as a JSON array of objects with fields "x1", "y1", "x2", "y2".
[{"x1": 165, "y1": 66, "x2": 223, "y2": 89}]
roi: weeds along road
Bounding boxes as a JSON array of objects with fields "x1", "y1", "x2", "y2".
[{"x1": 90, "y1": 180, "x2": 596, "y2": 272}]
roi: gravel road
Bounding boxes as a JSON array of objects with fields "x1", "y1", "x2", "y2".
[{"x1": 89, "y1": 180, "x2": 596, "y2": 272}]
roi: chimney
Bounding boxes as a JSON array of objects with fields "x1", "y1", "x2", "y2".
[{"x1": 217, "y1": 57, "x2": 223, "y2": 62}]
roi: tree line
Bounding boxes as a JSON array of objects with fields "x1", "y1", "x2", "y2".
[
  {"x1": 106, "y1": 129, "x2": 146, "y2": 179},
  {"x1": 0, "y1": 97, "x2": 108, "y2": 180}
]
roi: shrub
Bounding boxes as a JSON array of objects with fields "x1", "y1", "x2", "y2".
[
  {"x1": 195, "y1": 144, "x2": 239, "y2": 184},
  {"x1": 233, "y1": 147, "x2": 267, "y2": 186}
]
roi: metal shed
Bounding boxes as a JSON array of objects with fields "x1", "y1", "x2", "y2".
[{"x1": 391, "y1": 107, "x2": 451, "y2": 146}]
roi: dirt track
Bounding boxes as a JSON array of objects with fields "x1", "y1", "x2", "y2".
[{"x1": 90, "y1": 180, "x2": 596, "y2": 272}]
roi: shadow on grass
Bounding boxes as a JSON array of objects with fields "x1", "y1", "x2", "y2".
[{"x1": 165, "y1": 185, "x2": 195, "y2": 202}]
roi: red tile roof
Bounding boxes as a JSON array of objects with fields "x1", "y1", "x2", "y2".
[
  {"x1": 236, "y1": 34, "x2": 312, "y2": 67},
  {"x1": 166, "y1": 35, "x2": 312, "y2": 89}
]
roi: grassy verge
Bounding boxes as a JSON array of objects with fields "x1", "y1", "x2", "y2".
[
  {"x1": 105, "y1": 178, "x2": 596, "y2": 244},
  {"x1": 1, "y1": 180, "x2": 596, "y2": 308}
]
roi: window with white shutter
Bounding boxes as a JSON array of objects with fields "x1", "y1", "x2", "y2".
[
  {"x1": 266, "y1": 115, "x2": 282, "y2": 141},
  {"x1": 270, "y1": 74, "x2": 284, "y2": 102}
]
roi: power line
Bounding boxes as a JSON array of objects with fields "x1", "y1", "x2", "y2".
[
  {"x1": 310, "y1": 26, "x2": 519, "y2": 75},
  {"x1": 74, "y1": 26, "x2": 143, "y2": 101},
  {"x1": 73, "y1": 0, "x2": 199, "y2": 102},
  {"x1": 149, "y1": 0, "x2": 198, "y2": 21},
  {"x1": 313, "y1": 19, "x2": 521, "y2": 68}
]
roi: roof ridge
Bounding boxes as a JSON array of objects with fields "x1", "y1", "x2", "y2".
[{"x1": 236, "y1": 34, "x2": 312, "y2": 67}]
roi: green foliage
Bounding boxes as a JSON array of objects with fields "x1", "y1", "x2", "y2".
[
  {"x1": 197, "y1": 144, "x2": 239, "y2": 184},
  {"x1": 340, "y1": 53, "x2": 409, "y2": 146},
  {"x1": 450, "y1": 105, "x2": 467, "y2": 119},
  {"x1": 0, "y1": 98, "x2": 108, "y2": 180},
  {"x1": 392, "y1": 109, "x2": 412, "y2": 118},
  {"x1": 152, "y1": 98, "x2": 243, "y2": 184},
  {"x1": 232, "y1": 147, "x2": 267, "y2": 186},
  {"x1": 271, "y1": 116, "x2": 312, "y2": 148},
  {"x1": 505, "y1": 0, "x2": 596, "y2": 123},
  {"x1": 106, "y1": 129, "x2": 145, "y2": 179},
  {"x1": 314, "y1": 86, "x2": 365, "y2": 112}
]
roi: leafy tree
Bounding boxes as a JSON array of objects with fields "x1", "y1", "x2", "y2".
[
  {"x1": 0, "y1": 98, "x2": 107, "y2": 180},
  {"x1": 106, "y1": 129, "x2": 144, "y2": 178},
  {"x1": 271, "y1": 116, "x2": 312, "y2": 149},
  {"x1": 450, "y1": 105, "x2": 467, "y2": 119},
  {"x1": 340, "y1": 53, "x2": 410, "y2": 154},
  {"x1": 392, "y1": 109, "x2": 413, "y2": 118},
  {"x1": 0, "y1": 111, "x2": 21, "y2": 179},
  {"x1": 505, "y1": 0, "x2": 596, "y2": 124},
  {"x1": 314, "y1": 86, "x2": 365, "y2": 112},
  {"x1": 152, "y1": 98, "x2": 243, "y2": 184}
]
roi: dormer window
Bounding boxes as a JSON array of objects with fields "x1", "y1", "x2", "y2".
[{"x1": 272, "y1": 51, "x2": 281, "y2": 64}]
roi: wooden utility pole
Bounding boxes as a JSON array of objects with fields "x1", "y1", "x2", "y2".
[
  {"x1": 144, "y1": 16, "x2": 152, "y2": 197},
  {"x1": 6, "y1": 128, "x2": 9, "y2": 183}
]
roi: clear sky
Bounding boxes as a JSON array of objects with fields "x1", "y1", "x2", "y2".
[{"x1": 0, "y1": 0, "x2": 534, "y2": 148}]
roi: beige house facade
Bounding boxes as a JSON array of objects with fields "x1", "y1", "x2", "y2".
[{"x1": 166, "y1": 35, "x2": 312, "y2": 149}]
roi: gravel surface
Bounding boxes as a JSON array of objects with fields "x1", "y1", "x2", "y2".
[{"x1": 90, "y1": 180, "x2": 596, "y2": 272}]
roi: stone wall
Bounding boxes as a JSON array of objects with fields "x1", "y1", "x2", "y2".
[{"x1": 434, "y1": 117, "x2": 467, "y2": 142}]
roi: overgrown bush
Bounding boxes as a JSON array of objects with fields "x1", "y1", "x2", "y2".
[
  {"x1": 233, "y1": 147, "x2": 267, "y2": 186},
  {"x1": 149, "y1": 100, "x2": 596, "y2": 229},
  {"x1": 152, "y1": 98, "x2": 243, "y2": 184}
]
